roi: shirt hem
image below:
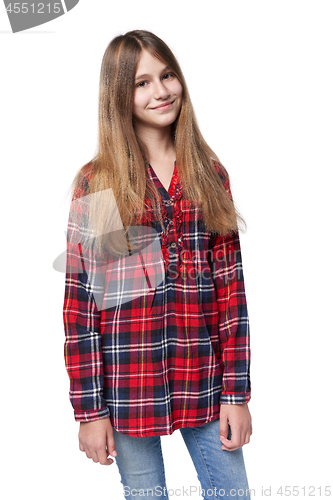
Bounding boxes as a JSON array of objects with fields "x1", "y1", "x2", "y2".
[{"x1": 109, "y1": 411, "x2": 221, "y2": 438}]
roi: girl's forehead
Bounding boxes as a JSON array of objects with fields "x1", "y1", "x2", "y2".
[{"x1": 136, "y1": 50, "x2": 166, "y2": 72}]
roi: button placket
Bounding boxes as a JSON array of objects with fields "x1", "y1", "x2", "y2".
[
  {"x1": 159, "y1": 184, "x2": 183, "y2": 279},
  {"x1": 165, "y1": 203, "x2": 177, "y2": 248}
]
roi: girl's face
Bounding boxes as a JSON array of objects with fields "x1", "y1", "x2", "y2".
[{"x1": 133, "y1": 49, "x2": 183, "y2": 132}]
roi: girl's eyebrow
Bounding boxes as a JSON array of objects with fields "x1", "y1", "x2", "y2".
[{"x1": 135, "y1": 66, "x2": 172, "y2": 82}]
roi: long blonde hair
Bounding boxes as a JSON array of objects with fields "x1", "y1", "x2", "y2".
[{"x1": 71, "y1": 30, "x2": 244, "y2": 257}]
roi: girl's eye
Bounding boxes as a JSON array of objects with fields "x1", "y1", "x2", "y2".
[{"x1": 136, "y1": 73, "x2": 174, "y2": 88}]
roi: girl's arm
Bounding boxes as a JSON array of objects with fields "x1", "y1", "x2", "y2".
[
  {"x1": 210, "y1": 164, "x2": 251, "y2": 405},
  {"x1": 63, "y1": 172, "x2": 110, "y2": 423},
  {"x1": 210, "y1": 164, "x2": 252, "y2": 450},
  {"x1": 210, "y1": 228, "x2": 251, "y2": 405}
]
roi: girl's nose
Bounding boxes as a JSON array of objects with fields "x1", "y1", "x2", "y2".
[{"x1": 153, "y1": 79, "x2": 170, "y2": 99}]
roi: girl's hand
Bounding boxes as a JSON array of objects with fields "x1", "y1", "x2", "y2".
[
  {"x1": 78, "y1": 418, "x2": 117, "y2": 465},
  {"x1": 219, "y1": 403, "x2": 252, "y2": 451}
]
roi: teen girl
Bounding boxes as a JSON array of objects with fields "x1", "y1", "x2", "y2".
[{"x1": 63, "y1": 30, "x2": 252, "y2": 500}]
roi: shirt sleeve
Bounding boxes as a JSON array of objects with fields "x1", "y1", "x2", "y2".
[
  {"x1": 63, "y1": 173, "x2": 110, "y2": 422},
  {"x1": 210, "y1": 164, "x2": 251, "y2": 404}
]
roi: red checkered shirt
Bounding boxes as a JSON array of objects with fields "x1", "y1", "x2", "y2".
[{"x1": 63, "y1": 161, "x2": 251, "y2": 437}]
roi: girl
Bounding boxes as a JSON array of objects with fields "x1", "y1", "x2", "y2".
[{"x1": 63, "y1": 30, "x2": 252, "y2": 500}]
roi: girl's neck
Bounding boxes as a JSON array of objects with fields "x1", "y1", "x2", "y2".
[{"x1": 135, "y1": 124, "x2": 175, "y2": 164}]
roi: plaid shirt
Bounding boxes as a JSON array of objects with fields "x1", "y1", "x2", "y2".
[{"x1": 63, "y1": 161, "x2": 251, "y2": 437}]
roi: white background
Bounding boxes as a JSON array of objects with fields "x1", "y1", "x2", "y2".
[{"x1": 1, "y1": 1, "x2": 332, "y2": 499}]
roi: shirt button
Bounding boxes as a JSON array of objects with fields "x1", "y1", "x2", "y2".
[
  {"x1": 169, "y1": 267, "x2": 179, "y2": 279},
  {"x1": 170, "y1": 242, "x2": 177, "y2": 248}
]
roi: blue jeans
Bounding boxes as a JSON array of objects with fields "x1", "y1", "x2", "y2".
[{"x1": 113, "y1": 418, "x2": 251, "y2": 500}]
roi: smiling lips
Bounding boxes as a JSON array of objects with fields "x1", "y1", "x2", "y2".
[{"x1": 152, "y1": 100, "x2": 175, "y2": 110}]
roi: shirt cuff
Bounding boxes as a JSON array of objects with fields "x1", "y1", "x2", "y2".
[
  {"x1": 74, "y1": 406, "x2": 110, "y2": 422},
  {"x1": 220, "y1": 393, "x2": 251, "y2": 405}
]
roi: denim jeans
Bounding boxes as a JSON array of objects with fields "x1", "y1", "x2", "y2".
[{"x1": 113, "y1": 418, "x2": 251, "y2": 500}]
